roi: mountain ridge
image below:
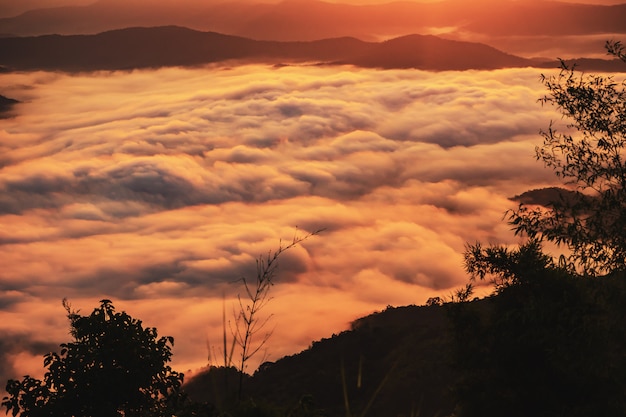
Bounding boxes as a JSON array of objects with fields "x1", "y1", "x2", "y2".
[{"x1": 0, "y1": 26, "x2": 621, "y2": 73}]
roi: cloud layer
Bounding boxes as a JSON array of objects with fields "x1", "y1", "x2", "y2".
[{"x1": 0, "y1": 64, "x2": 562, "y2": 388}]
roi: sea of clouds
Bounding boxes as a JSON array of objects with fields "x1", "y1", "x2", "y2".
[{"x1": 0, "y1": 64, "x2": 562, "y2": 386}]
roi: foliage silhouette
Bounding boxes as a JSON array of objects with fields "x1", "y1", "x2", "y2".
[
  {"x1": 2, "y1": 299, "x2": 186, "y2": 417},
  {"x1": 450, "y1": 256, "x2": 626, "y2": 417},
  {"x1": 226, "y1": 229, "x2": 323, "y2": 400},
  {"x1": 507, "y1": 40, "x2": 626, "y2": 275},
  {"x1": 452, "y1": 41, "x2": 626, "y2": 416},
  {"x1": 464, "y1": 239, "x2": 554, "y2": 291}
]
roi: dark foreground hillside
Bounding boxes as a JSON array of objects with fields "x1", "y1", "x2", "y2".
[
  {"x1": 185, "y1": 303, "x2": 458, "y2": 417},
  {"x1": 184, "y1": 269, "x2": 626, "y2": 417}
]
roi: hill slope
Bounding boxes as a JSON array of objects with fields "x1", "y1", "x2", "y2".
[
  {"x1": 184, "y1": 271, "x2": 626, "y2": 417},
  {"x1": 184, "y1": 304, "x2": 458, "y2": 417}
]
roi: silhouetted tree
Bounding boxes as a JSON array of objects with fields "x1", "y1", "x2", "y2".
[
  {"x1": 450, "y1": 252, "x2": 626, "y2": 417},
  {"x1": 507, "y1": 40, "x2": 626, "y2": 275},
  {"x1": 2, "y1": 299, "x2": 186, "y2": 417},
  {"x1": 451, "y1": 41, "x2": 626, "y2": 417}
]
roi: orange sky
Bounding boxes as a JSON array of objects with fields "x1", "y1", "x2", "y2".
[{"x1": 1, "y1": 0, "x2": 624, "y2": 18}]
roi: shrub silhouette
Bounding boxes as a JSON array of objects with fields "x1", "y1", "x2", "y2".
[
  {"x1": 451, "y1": 247, "x2": 626, "y2": 417},
  {"x1": 2, "y1": 299, "x2": 186, "y2": 417}
]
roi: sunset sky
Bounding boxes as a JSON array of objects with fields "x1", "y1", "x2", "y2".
[{"x1": 0, "y1": 0, "x2": 624, "y2": 396}]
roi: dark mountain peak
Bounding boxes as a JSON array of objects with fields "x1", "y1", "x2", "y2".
[
  {"x1": 350, "y1": 33, "x2": 532, "y2": 70},
  {"x1": 0, "y1": 94, "x2": 19, "y2": 117},
  {"x1": 382, "y1": 33, "x2": 509, "y2": 52},
  {"x1": 382, "y1": 33, "x2": 436, "y2": 43},
  {"x1": 94, "y1": 25, "x2": 224, "y2": 38},
  {"x1": 510, "y1": 186, "x2": 583, "y2": 207}
]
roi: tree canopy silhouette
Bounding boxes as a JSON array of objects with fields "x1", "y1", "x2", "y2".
[
  {"x1": 453, "y1": 242, "x2": 626, "y2": 417},
  {"x1": 507, "y1": 40, "x2": 626, "y2": 275},
  {"x1": 452, "y1": 41, "x2": 626, "y2": 417},
  {"x1": 2, "y1": 299, "x2": 185, "y2": 417}
]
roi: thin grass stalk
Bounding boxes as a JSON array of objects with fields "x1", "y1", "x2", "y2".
[
  {"x1": 340, "y1": 358, "x2": 352, "y2": 417},
  {"x1": 358, "y1": 361, "x2": 397, "y2": 417}
]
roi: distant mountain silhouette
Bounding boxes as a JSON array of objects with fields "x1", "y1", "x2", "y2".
[
  {"x1": 2, "y1": 26, "x2": 622, "y2": 73},
  {"x1": 0, "y1": 94, "x2": 18, "y2": 117},
  {"x1": 0, "y1": 0, "x2": 93, "y2": 19},
  {"x1": 0, "y1": 26, "x2": 367, "y2": 71},
  {"x1": 465, "y1": 1, "x2": 626, "y2": 36},
  {"x1": 0, "y1": 26, "x2": 563, "y2": 72},
  {"x1": 511, "y1": 187, "x2": 584, "y2": 207},
  {"x1": 184, "y1": 304, "x2": 457, "y2": 417},
  {"x1": 345, "y1": 34, "x2": 530, "y2": 70}
]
